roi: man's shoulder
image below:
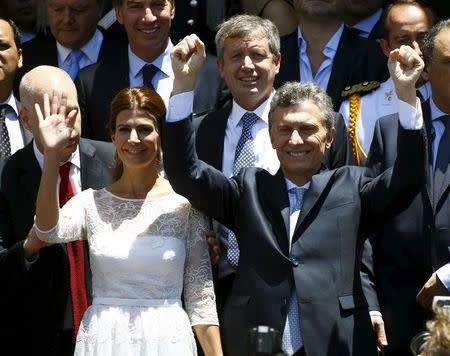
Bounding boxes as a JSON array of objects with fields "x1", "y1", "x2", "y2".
[
  {"x1": 79, "y1": 138, "x2": 114, "y2": 158},
  {"x1": 1, "y1": 143, "x2": 35, "y2": 183}
]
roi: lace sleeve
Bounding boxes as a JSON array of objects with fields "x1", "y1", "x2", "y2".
[
  {"x1": 183, "y1": 207, "x2": 219, "y2": 326},
  {"x1": 34, "y1": 189, "x2": 90, "y2": 243}
]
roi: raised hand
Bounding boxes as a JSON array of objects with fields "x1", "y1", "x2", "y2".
[
  {"x1": 34, "y1": 91, "x2": 78, "y2": 157},
  {"x1": 388, "y1": 45, "x2": 424, "y2": 106},
  {"x1": 171, "y1": 34, "x2": 206, "y2": 95}
]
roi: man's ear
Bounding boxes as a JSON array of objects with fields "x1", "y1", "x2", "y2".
[
  {"x1": 19, "y1": 108, "x2": 32, "y2": 132},
  {"x1": 379, "y1": 38, "x2": 391, "y2": 58},
  {"x1": 325, "y1": 127, "x2": 335, "y2": 149},
  {"x1": 217, "y1": 58, "x2": 225, "y2": 79}
]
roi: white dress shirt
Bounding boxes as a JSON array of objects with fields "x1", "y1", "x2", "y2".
[
  {"x1": 2, "y1": 93, "x2": 26, "y2": 155},
  {"x1": 128, "y1": 40, "x2": 174, "y2": 109}
]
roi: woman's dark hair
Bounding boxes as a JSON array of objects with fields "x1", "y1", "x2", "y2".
[{"x1": 109, "y1": 87, "x2": 166, "y2": 180}]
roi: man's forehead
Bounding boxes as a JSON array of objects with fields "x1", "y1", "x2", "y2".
[{"x1": 0, "y1": 19, "x2": 14, "y2": 40}]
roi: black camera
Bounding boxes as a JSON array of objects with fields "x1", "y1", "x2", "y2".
[{"x1": 247, "y1": 326, "x2": 285, "y2": 356}]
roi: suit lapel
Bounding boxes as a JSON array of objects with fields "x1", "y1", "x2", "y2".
[
  {"x1": 293, "y1": 168, "x2": 335, "y2": 241},
  {"x1": 79, "y1": 139, "x2": 102, "y2": 190},
  {"x1": 258, "y1": 169, "x2": 291, "y2": 255},
  {"x1": 422, "y1": 101, "x2": 434, "y2": 205},
  {"x1": 327, "y1": 28, "x2": 352, "y2": 107},
  {"x1": 19, "y1": 143, "x2": 42, "y2": 207}
]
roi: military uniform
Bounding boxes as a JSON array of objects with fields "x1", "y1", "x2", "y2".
[{"x1": 339, "y1": 77, "x2": 431, "y2": 165}]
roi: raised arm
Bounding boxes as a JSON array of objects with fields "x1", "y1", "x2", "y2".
[
  {"x1": 163, "y1": 35, "x2": 240, "y2": 229},
  {"x1": 361, "y1": 45, "x2": 426, "y2": 219}
]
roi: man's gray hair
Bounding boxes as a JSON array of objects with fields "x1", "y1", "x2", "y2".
[
  {"x1": 268, "y1": 81, "x2": 335, "y2": 132},
  {"x1": 215, "y1": 14, "x2": 280, "y2": 60},
  {"x1": 422, "y1": 19, "x2": 450, "y2": 65}
]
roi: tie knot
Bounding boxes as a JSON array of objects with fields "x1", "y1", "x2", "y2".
[
  {"x1": 289, "y1": 187, "x2": 306, "y2": 212},
  {"x1": 59, "y1": 162, "x2": 72, "y2": 179},
  {"x1": 241, "y1": 112, "x2": 259, "y2": 132},
  {"x1": 70, "y1": 49, "x2": 83, "y2": 63},
  {"x1": 142, "y1": 64, "x2": 159, "y2": 89},
  {"x1": 0, "y1": 104, "x2": 9, "y2": 118},
  {"x1": 439, "y1": 115, "x2": 450, "y2": 129}
]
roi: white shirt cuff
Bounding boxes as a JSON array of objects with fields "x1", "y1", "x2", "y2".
[
  {"x1": 436, "y1": 264, "x2": 450, "y2": 290},
  {"x1": 166, "y1": 91, "x2": 194, "y2": 122},
  {"x1": 369, "y1": 310, "x2": 382, "y2": 318},
  {"x1": 398, "y1": 97, "x2": 423, "y2": 130}
]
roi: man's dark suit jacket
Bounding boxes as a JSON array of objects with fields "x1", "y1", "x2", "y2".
[
  {"x1": 13, "y1": 29, "x2": 123, "y2": 98},
  {"x1": 75, "y1": 44, "x2": 228, "y2": 141},
  {"x1": 162, "y1": 114, "x2": 425, "y2": 356},
  {"x1": 274, "y1": 27, "x2": 389, "y2": 110},
  {"x1": 0, "y1": 138, "x2": 114, "y2": 355},
  {"x1": 363, "y1": 101, "x2": 450, "y2": 354}
]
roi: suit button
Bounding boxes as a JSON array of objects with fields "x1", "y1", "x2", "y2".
[{"x1": 289, "y1": 256, "x2": 300, "y2": 267}]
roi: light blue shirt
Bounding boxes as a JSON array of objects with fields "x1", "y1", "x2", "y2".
[
  {"x1": 297, "y1": 24, "x2": 344, "y2": 91},
  {"x1": 128, "y1": 40, "x2": 174, "y2": 109},
  {"x1": 57, "y1": 29, "x2": 104, "y2": 74},
  {"x1": 350, "y1": 9, "x2": 382, "y2": 38}
]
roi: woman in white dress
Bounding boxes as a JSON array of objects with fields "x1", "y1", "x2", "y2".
[{"x1": 27, "y1": 87, "x2": 223, "y2": 356}]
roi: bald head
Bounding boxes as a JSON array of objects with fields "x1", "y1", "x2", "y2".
[
  {"x1": 19, "y1": 65, "x2": 82, "y2": 160},
  {"x1": 20, "y1": 65, "x2": 78, "y2": 112}
]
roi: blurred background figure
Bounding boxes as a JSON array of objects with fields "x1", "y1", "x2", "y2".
[
  {"x1": 340, "y1": 0, "x2": 385, "y2": 39},
  {"x1": 0, "y1": 0, "x2": 47, "y2": 43}
]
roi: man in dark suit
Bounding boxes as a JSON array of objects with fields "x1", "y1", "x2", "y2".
[
  {"x1": 163, "y1": 34, "x2": 426, "y2": 355},
  {"x1": 0, "y1": 65, "x2": 114, "y2": 355},
  {"x1": 195, "y1": 15, "x2": 353, "y2": 328},
  {"x1": 364, "y1": 19, "x2": 450, "y2": 355},
  {"x1": 0, "y1": 17, "x2": 32, "y2": 167},
  {"x1": 274, "y1": 0, "x2": 389, "y2": 111},
  {"x1": 13, "y1": 0, "x2": 121, "y2": 96},
  {"x1": 75, "y1": 0, "x2": 226, "y2": 142},
  {"x1": 341, "y1": 0, "x2": 384, "y2": 39}
]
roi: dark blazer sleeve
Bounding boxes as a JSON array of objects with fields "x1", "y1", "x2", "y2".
[{"x1": 163, "y1": 117, "x2": 240, "y2": 230}]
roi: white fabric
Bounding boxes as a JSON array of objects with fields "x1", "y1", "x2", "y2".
[
  {"x1": 36, "y1": 188, "x2": 218, "y2": 355},
  {"x1": 339, "y1": 78, "x2": 426, "y2": 156}
]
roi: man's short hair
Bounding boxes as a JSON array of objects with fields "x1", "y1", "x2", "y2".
[
  {"x1": 0, "y1": 16, "x2": 22, "y2": 49},
  {"x1": 215, "y1": 14, "x2": 280, "y2": 60},
  {"x1": 422, "y1": 19, "x2": 450, "y2": 65},
  {"x1": 379, "y1": 0, "x2": 436, "y2": 40},
  {"x1": 268, "y1": 81, "x2": 335, "y2": 133}
]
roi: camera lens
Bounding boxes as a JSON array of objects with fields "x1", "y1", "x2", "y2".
[{"x1": 410, "y1": 331, "x2": 431, "y2": 355}]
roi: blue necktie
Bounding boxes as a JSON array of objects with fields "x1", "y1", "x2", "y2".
[
  {"x1": 226, "y1": 112, "x2": 259, "y2": 268},
  {"x1": 67, "y1": 49, "x2": 83, "y2": 80},
  {"x1": 434, "y1": 115, "x2": 450, "y2": 198},
  {"x1": 142, "y1": 64, "x2": 159, "y2": 91},
  {"x1": 281, "y1": 187, "x2": 305, "y2": 355}
]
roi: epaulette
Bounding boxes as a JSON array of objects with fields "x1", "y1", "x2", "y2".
[{"x1": 341, "y1": 81, "x2": 380, "y2": 98}]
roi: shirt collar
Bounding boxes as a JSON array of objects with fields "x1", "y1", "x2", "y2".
[
  {"x1": 57, "y1": 28, "x2": 103, "y2": 63},
  {"x1": 285, "y1": 177, "x2": 310, "y2": 191},
  {"x1": 350, "y1": 8, "x2": 382, "y2": 37},
  {"x1": 129, "y1": 39, "x2": 173, "y2": 79},
  {"x1": 297, "y1": 23, "x2": 344, "y2": 56},
  {"x1": 1, "y1": 92, "x2": 19, "y2": 116},
  {"x1": 33, "y1": 140, "x2": 81, "y2": 171},
  {"x1": 430, "y1": 96, "x2": 449, "y2": 121},
  {"x1": 230, "y1": 91, "x2": 274, "y2": 128}
]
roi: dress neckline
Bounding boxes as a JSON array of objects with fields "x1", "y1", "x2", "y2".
[{"x1": 102, "y1": 188, "x2": 176, "y2": 202}]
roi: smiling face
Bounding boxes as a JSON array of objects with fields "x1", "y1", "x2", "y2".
[
  {"x1": 115, "y1": 0, "x2": 174, "y2": 62},
  {"x1": 46, "y1": 0, "x2": 103, "y2": 49},
  {"x1": 0, "y1": 19, "x2": 23, "y2": 99},
  {"x1": 111, "y1": 109, "x2": 160, "y2": 171},
  {"x1": 217, "y1": 31, "x2": 280, "y2": 111},
  {"x1": 270, "y1": 101, "x2": 334, "y2": 185}
]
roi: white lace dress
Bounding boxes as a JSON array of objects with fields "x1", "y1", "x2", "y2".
[{"x1": 36, "y1": 188, "x2": 218, "y2": 356}]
